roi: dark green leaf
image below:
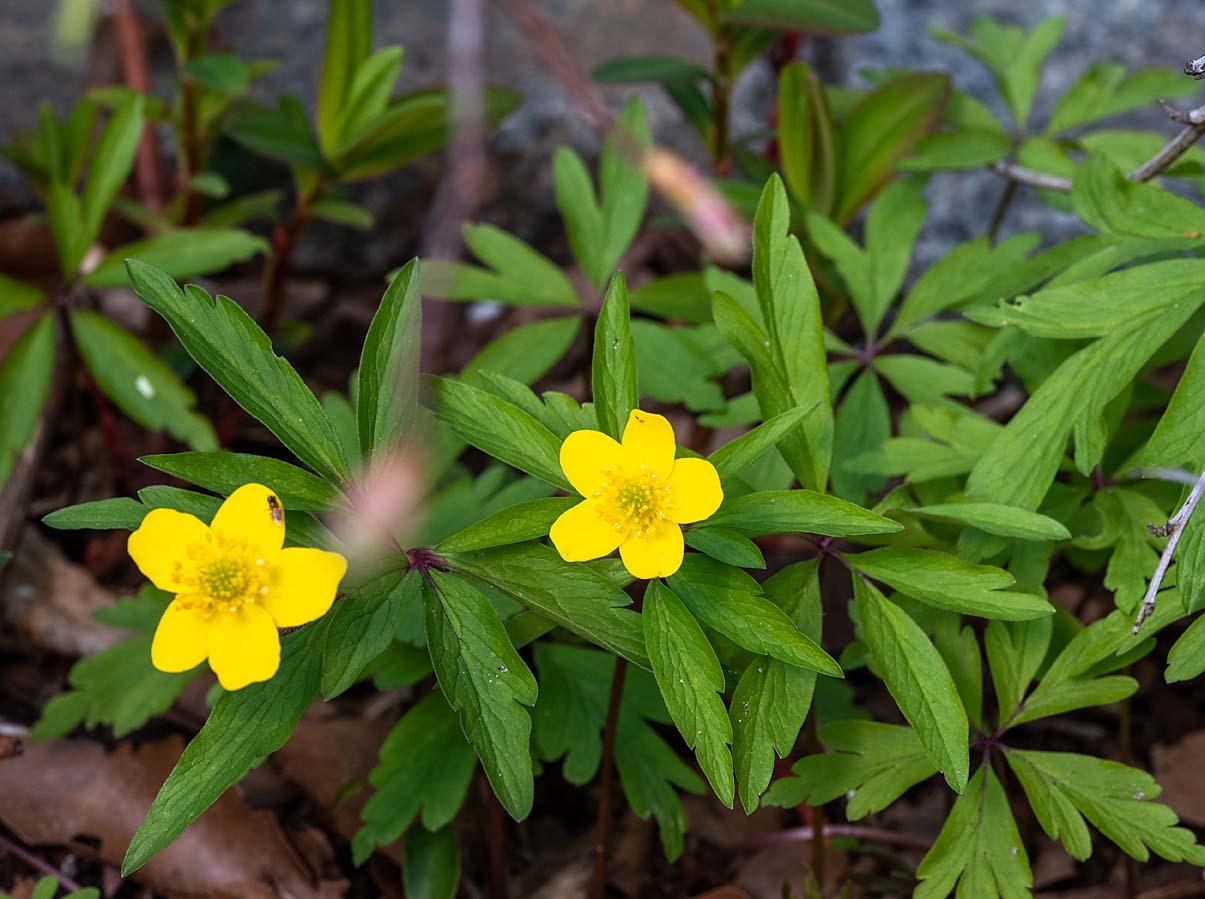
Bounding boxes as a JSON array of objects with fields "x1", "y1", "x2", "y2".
[
  {"x1": 139, "y1": 451, "x2": 337, "y2": 511},
  {"x1": 592, "y1": 273, "x2": 639, "y2": 438},
  {"x1": 705, "y1": 490, "x2": 903, "y2": 538},
  {"x1": 359, "y1": 259, "x2": 422, "y2": 458}
]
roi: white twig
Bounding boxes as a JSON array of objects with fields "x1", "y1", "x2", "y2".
[
  {"x1": 1186, "y1": 54, "x2": 1205, "y2": 80},
  {"x1": 1131, "y1": 467, "x2": 1202, "y2": 487},
  {"x1": 1133, "y1": 468, "x2": 1205, "y2": 634}
]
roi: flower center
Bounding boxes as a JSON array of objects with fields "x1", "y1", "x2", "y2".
[
  {"x1": 173, "y1": 532, "x2": 272, "y2": 616},
  {"x1": 595, "y1": 466, "x2": 673, "y2": 537}
]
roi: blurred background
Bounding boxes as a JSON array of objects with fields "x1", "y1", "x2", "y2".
[{"x1": 3, "y1": 0, "x2": 1201, "y2": 279}]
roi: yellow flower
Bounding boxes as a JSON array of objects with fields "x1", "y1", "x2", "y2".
[
  {"x1": 128, "y1": 483, "x2": 347, "y2": 691},
  {"x1": 550, "y1": 410, "x2": 723, "y2": 579}
]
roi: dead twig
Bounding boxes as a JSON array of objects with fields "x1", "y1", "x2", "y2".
[
  {"x1": 1133, "y1": 467, "x2": 1205, "y2": 633},
  {"x1": 0, "y1": 830, "x2": 86, "y2": 893}
]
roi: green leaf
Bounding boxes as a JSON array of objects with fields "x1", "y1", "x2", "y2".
[
  {"x1": 358, "y1": 259, "x2": 422, "y2": 458},
  {"x1": 1010, "y1": 675, "x2": 1137, "y2": 728},
  {"x1": 731, "y1": 561, "x2": 824, "y2": 812},
  {"x1": 599, "y1": 99, "x2": 652, "y2": 282},
  {"x1": 435, "y1": 497, "x2": 576, "y2": 554},
  {"x1": 226, "y1": 97, "x2": 326, "y2": 170},
  {"x1": 722, "y1": 0, "x2": 878, "y2": 33},
  {"x1": 1136, "y1": 330, "x2": 1205, "y2": 472},
  {"x1": 908, "y1": 502, "x2": 1070, "y2": 541},
  {"x1": 831, "y1": 370, "x2": 891, "y2": 504},
  {"x1": 321, "y1": 567, "x2": 416, "y2": 699},
  {"x1": 984, "y1": 617, "x2": 1052, "y2": 725},
  {"x1": 643, "y1": 580, "x2": 734, "y2": 806},
  {"x1": 1167, "y1": 611, "x2": 1205, "y2": 683},
  {"x1": 309, "y1": 197, "x2": 374, "y2": 229},
  {"x1": 833, "y1": 74, "x2": 948, "y2": 224},
  {"x1": 0, "y1": 313, "x2": 54, "y2": 488},
  {"x1": 899, "y1": 128, "x2": 1012, "y2": 171},
  {"x1": 629, "y1": 273, "x2": 711, "y2": 323},
  {"x1": 1048, "y1": 63, "x2": 1198, "y2": 135},
  {"x1": 43, "y1": 497, "x2": 147, "y2": 531},
  {"x1": 122, "y1": 626, "x2": 323, "y2": 874},
  {"x1": 592, "y1": 273, "x2": 639, "y2": 438},
  {"x1": 70, "y1": 311, "x2": 216, "y2": 451},
  {"x1": 707, "y1": 404, "x2": 817, "y2": 480},
  {"x1": 915, "y1": 766, "x2": 1031, "y2": 899},
  {"x1": 630, "y1": 320, "x2": 725, "y2": 412},
  {"x1": 854, "y1": 577, "x2": 969, "y2": 792},
  {"x1": 403, "y1": 826, "x2": 461, "y2": 899},
  {"x1": 354, "y1": 691, "x2": 476, "y2": 863},
  {"x1": 0, "y1": 274, "x2": 45, "y2": 318},
  {"x1": 749, "y1": 176, "x2": 833, "y2": 488},
  {"x1": 705, "y1": 489, "x2": 903, "y2": 538},
  {"x1": 84, "y1": 228, "x2": 269, "y2": 288},
  {"x1": 139, "y1": 451, "x2": 336, "y2": 511},
  {"x1": 848, "y1": 547, "x2": 1052, "y2": 621},
  {"x1": 683, "y1": 527, "x2": 765, "y2": 569},
  {"x1": 668, "y1": 555, "x2": 841, "y2": 676},
  {"x1": 445, "y1": 542, "x2": 648, "y2": 668},
  {"x1": 427, "y1": 376, "x2": 567, "y2": 489},
  {"x1": 332, "y1": 47, "x2": 404, "y2": 149},
  {"x1": 48, "y1": 181, "x2": 87, "y2": 279},
  {"x1": 1075, "y1": 154, "x2": 1205, "y2": 240},
  {"x1": 422, "y1": 223, "x2": 579, "y2": 308},
  {"x1": 1006, "y1": 749, "x2": 1205, "y2": 865},
  {"x1": 125, "y1": 262, "x2": 349, "y2": 482},
  {"x1": 183, "y1": 53, "x2": 251, "y2": 93},
  {"x1": 764, "y1": 721, "x2": 937, "y2": 819},
  {"x1": 593, "y1": 55, "x2": 711, "y2": 84},
  {"x1": 778, "y1": 62, "x2": 836, "y2": 213},
  {"x1": 81, "y1": 93, "x2": 144, "y2": 247},
  {"x1": 424, "y1": 570, "x2": 537, "y2": 820},
  {"x1": 31, "y1": 589, "x2": 196, "y2": 740},
  {"x1": 462, "y1": 317, "x2": 581, "y2": 388},
  {"x1": 316, "y1": 0, "x2": 372, "y2": 154}
]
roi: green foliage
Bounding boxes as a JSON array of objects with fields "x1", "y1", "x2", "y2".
[{"x1": 0, "y1": 313, "x2": 54, "y2": 488}]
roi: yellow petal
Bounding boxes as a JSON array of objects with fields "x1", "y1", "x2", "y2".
[
  {"x1": 619, "y1": 522, "x2": 684, "y2": 579},
  {"x1": 150, "y1": 597, "x2": 209, "y2": 673},
  {"x1": 560, "y1": 429, "x2": 623, "y2": 496},
  {"x1": 128, "y1": 508, "x2": 210, "y2": 591},
  {"x1": 621, "y1": 410, "x2": 676, "y2": 477},
  {"x1": 550, "y1": 499, "x2": 626, "y2": 562},
  {"x1": 211, "y1": 483, "x2": 286, "y2": 555},
  {"x1": 261, "y1": 547, "x2": 348, "y2": 627},
  {"x1": 667, "y1": 457, "x2": 724, "y2": 524},
  {"x1": 208, "y1": 603, "x2": 281, "y2": 690}
]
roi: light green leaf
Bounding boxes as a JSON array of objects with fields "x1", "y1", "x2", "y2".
[
  {"x1": 721, "y1": 0, "x2": 878, "y2": 34},
  {"x1": 436, "y1": 497, "x2": 576, "y2": 554},
  {"x1": 705, "y1": 489, "x2": 903, "y2": 538},
  {"x1": 0, "y1": 313, "x2": 54, "y2": 488},
  {"x1": 1010, "y1": 675, "x2": 1137, "y2": 728},
  {"x1": 832, "y1": 370, "x2": 891, "y2": 504},
  {"x1": 764, "y1": 720, "x2": 937, "y2": 819},
  {"x1": 592, "y1": 272, "x2": 639, "y2": 438},
  {"x1": 321, "y1": 567, "x2": 416, "y2": 699},
  {"x1": 358, "y1": 259, "x2": 422, "y2": 458},
  {"x1": 1167, "y1": 614, "x2": 1205, "y2": 683},
  {"x1": 984, "y1": 617, "x2": 1052, "y2": 725},
  {"x1": 915, "y1": 766, "x2": 1031, "y2": 899},
  {"x1": 854, "y1": 577, "x2": 968, "y2": 792},
  {"x1": 683, "y1": 527, "x2": 765, "y2": 569},
  {"x1": 0, "y1": 274, "x2": 45, "y2": 318},
  {"x1": 316, "y1": 0, "x2": 372, "y2": 154},
  {"x1": 84, "y1": 229, "x2": 269, "y2": 287},
  {"x1": 81, "y1": 93, "x2": 144, "y2": 247},
  {"x1": 422, "y1": 223, "x2": 579, "y2": 307},
  {"x1": 462, "y1": 317, "x2": 581, "y2": 387},
  {"x1": 707, "y1": 404, "x2": 817, "y2": 480},
  {"x1": 908, "y1": 503, "x2": 1070, "y2": 541}
]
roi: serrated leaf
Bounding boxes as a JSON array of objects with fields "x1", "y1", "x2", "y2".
[
  {"x1": 592, "y1": 272, "x2": 638, "y2": 438},
  {"x1": 1073, "y1": 154, "x2": 1205, "y2": 240},
  {"x1": 667, "y1": 554, "x2": 840, "y2": 676},
  {"x1": 915, "y1": 766, "x2": 1031, "y2": 899},
  {"x1": 321, "y1": 567, "x2": 416, "y2": 698},
  {"x1": 643, "y1": 580, "x2": 734, "y2": 806},
  {"x1": 354, "y1": 691, "x2": 477, "y2": 862},
  {"x1": 731, "y1": 561, "x2": 824, "y2": 812},
  {"x1": 422, "y1": 224, "x2": 579, "y2": 307},
  {"x1": 1010, "y1": 675, "x2": 1137, "y2": 728},
  {"x1": 848, "y1": 547, "x2": 1052, "y2": 621},
  {"x1": 359, "y1": 259, "x2": 421, "y2": 458},
  {"x1": 764, "y1": 720, "x2": 937, "y2": 819},
  {"x1": 1006, "y1": 749, "x2": 1205, "y2": 865},
  {"x1": 445, "y1": 542, "x2": 648, "y2": 668},
  {"x1": 84, "y1": 229, "x2": 269, "y2": 287},
  {"x1": 854, "y1": 577, "x2": 968, "y2": 792},
  {"x1": 125, "y1": 262, "x2": 349, "y2": 483},
  {"x1": 423, "y1": 570, "x2": 537, "y2": 820},
  {"x1": 122, "y1": 626, "x2": 324, "y2": 874},
  {"x1": 908, "y1": 503, "x2": 1070, "y2": 541},
  {"x1": 139, "y1": 451, "x2": 336, "y2": 511},
  {"x1": 984, "y1": 617, "x2": 1052, "y2": 726},
  {"x1": 705, "y1": 489, "x2": 903, "y2": 538},
  {"x1": 427, "y1": 376, "x2": 567, "y2": 489}
]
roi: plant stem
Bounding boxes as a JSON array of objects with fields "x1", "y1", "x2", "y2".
[
  {"x1": 0, "y1": 831, "x2": 85, "y2": 893},
  {"x1": 113, "y1": 0, "x2": 165, "y2": 211},
  {"x1": 711, "y1": 27, "x2": 733, "y2": 175},
  {"x1": 479, "y1": 776, "x2": 511, "y2": 899},
  {"x1": 987, "y1": 177, "x2": 1017, "y2": 241},
  {"x1": 589, "y1": 655, "x2": 629, "y2": 899},
  {"x1": 258, "y1": 191, "x2": 316, "y2": 334}
]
